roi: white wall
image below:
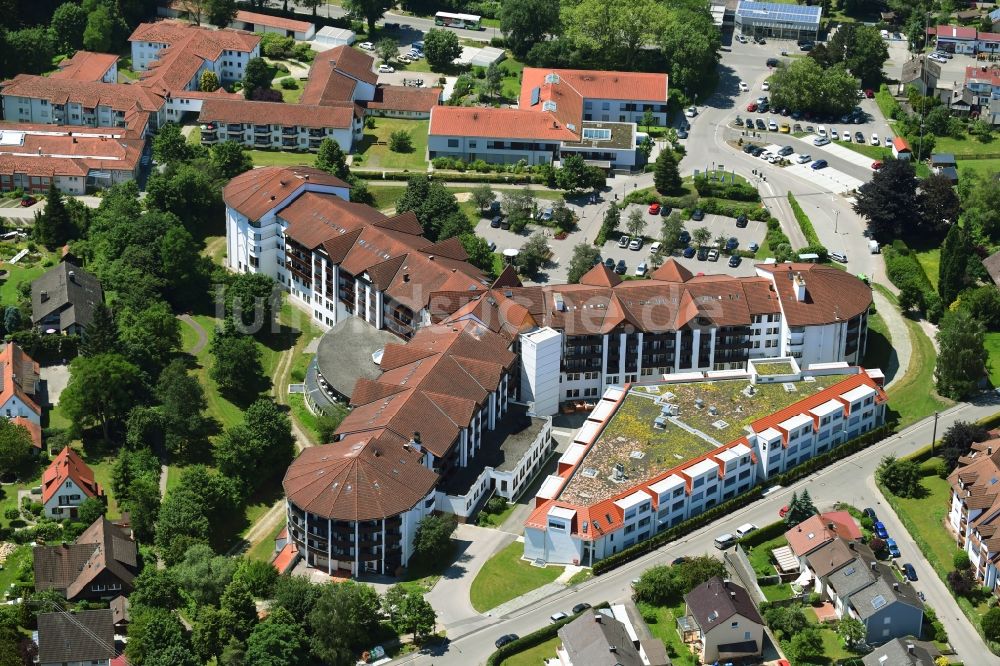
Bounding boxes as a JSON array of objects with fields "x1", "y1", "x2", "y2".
[
  {"x1": 43, "y1": 478, "x2": 89, "y2": 519},
  {"x1": 0, "y1": 395, "x2": 38, "y2": 423},
  {"x1": 428, "y1": 134, "x2": 558, "y2": 166},
  {"x1": 520, "y1": 327, "x2": 562, "y2": 416},
  {"x1": 582, "y1": 98, "x2": 667, "y2": 126}
]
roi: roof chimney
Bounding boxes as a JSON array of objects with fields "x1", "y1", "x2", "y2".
[
  {"x1": 723, "y1": 578, "x2": 730, "y2": 588},
  {"x1": 594, "y1": 614, "x2": 602, "y2": 623},
  {"x1": 68, "y1": 270, "x2": 75, "y2": 283},
  {"x1": 40, "y1": 290, "x2": 48, "y2": 302},
  {"x1": 849, "y1": 541, "x2": 855, "y2": 550},
  {"x1": 906, "y1": 643, "x2": 915, "y2": 654},
  {"x1": 989, "y1": 447, "x2": 994, "y2": 455},
  {"x1": 608, "y1": 646, "x2": 616, "y2": 653},
  {"x1": 893, "y1": 582, "x2": 899, "y2": 590},
  {"x1": 793, "y1": 272, "x2": 807, "y2": 301},
  {"x1": 403, "y1": 273, "x2": 410, "y2": 282},
  {"x1": 871, "y1": 561, "x2": 877, "y2": 571},
  {"x1": 828, "y1": 522, "x2": 835, "y2": 530},
  {"x1": 730, "y1": 591, "x2": 736, "y2": 599}
]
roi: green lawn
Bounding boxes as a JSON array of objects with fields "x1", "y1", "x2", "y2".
[
  {"x1": 248, "y1": 149, "x2": 315, "y2": 167},
  {"x1": 0, "y1": 472, "x2": 41, "y2": 532},
  {"x1": 637, "y1": 601, "x2": 697, "y2": 666},
  {"x1": 476, "y1": 501, "x2": 516, "y2": 528},
  {"x1": 876, "y1": 286, "x2": 951, "y2": 427},
  {"x1": 883, "y1": 475, "x2": 957, "y2": 580},
  {"x1": 499, "y1": 636, "x2": 560, "y2": 666},
  {"x1": 186, "y1": 125, "x2": 201, "y2": 146},
  {"x1": 469, "y1": 541, "x2": 564, "y2": 612},
  {"x1": 761, "y1": 582, "x2": 795, "y2": 601},
  {"x1": 986, "y1": 332, "x2": 1000, "y2": 388},
  {"x1": 246, "y1": 520, "x2": 285, "y2": 563},
  {"x1": 931, "y1": 133, "x2": 1000, "y2": 158},
  {"x1": 832, "y1": 141, "x2": 931, "y2": 177},
  {"x1": 353, "y1": 118, "x2": 430, "y2": 171},
  {"x1": 277, "y1": 81, "x2": 303, "y2": 104},
  {"x1": 368, "y1": 185, "x2": 409, "y2": 211},
  {"x1": 914, "y1": 248, "x2": 940, "y2": 290},
  {"x1": 957, "y1": 158, "x2": 1000, "y2": 176},
  {"x1": 87, "y1": 458, "x2": 120, "y2": 518},
  {"x1": 0, "y1": 247, "x2": 57, "y2": 307},
  {"x1": 0, "y1": 545, "x2": 32, "y2": 600}
]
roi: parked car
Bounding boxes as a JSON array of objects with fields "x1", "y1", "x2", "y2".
[
  {"x1": 378, "y1": 64, "x2": 395, "y2": 73},
  {"x1": 537, "y1": 207, "x2": 553, "y2": 221},
  {"x1": 735, "y1": 523, "x2": 757, "y2": 538},
  {"x1": 550, "y1": 612, "x2": 568, "y2": 623},
  {"x1": 495, "y1": 634, "x2": 519, "y2": 648},
  {"x1": 872, "y1": 161, "x2": 883, "y2": 170},
  {"x1": 793, "y1": 123, "x2": 803, "y2": 132},
  {"x1": 863, "y1": 507, "x2": 878, "y2": 521},
  {"x1": 884, "y1": 136, "x2": 893, "y2": 147},
  {"x1": 728, "y1": 255, "x2": 742, "y2": 268},
  {"x1": 572, "y1": 603, "x2": 592, "y2": 614},
  {"x1": 734, "y1": 117, "x2": 745, "y2": 127},
  {"x1": 691, "y1": 209, "x2": 705, "y2": 221},
  {"x1": 648, "y1": 202, "x2": 661, "y2": 215},
  {"x1": 811, "y1": 159, "x2": 828, "y2": 169},
  {"x1": 618, "y1": 235, "x2": 630, "y2": 248},
  {"x1": 676, "y1": 129, "x2": 689, "y2": 139},
  {"x1": 768, "y1": 119, "x2": 778, "y2": 131},
  {"x1": 500, "y1": 219, "x2": 510, "y2": 230},
  {"x1": 778, "y1": 145, "x2": 793, "y2": 156},
  {"x1": 830, "y1": 251, "x2": 848, "y2": 263},
  {"x1": 874, "y1": 521, "x2": 889, "y2": 539},
  {"x1": 929, "y1": 52, "x2": 947, "y2": 63},
  {"x1": 614, "y1": 260, "x2": 627, "y2": 275},
  {"x1": 490, "y1": 216, "x2": 502, "y2": 228},
  {"x1": 855, "y1": 131, "x2": 865, "y2": 143},
  {"x1": 683, "y1": 246, "x2": 696, "y2": 258},
  {"x1": 359, "y1": 41, "x2": 374, "y2": 50},
  {"x1": 19, "y1": 196, "x2": 36, "y2": 207},
  {"x1": 779, "y1": 505, "x2": 790, "y2": 517},
  {"x1": 604, "y1": 257, "x2": 615, "y2": 270},
  {"x1": 635, "y1": 262, "x2": 648, "y2": 276},
  {"x1": 679, "y1": 230, "x2": 691, "y2": 244},
  {"x1": 739, "y1": 81, "x2": 749, "y2": 92},
  {"x1": 649, "y1": 241, "x2": 662, "y2": 254},
  {"x1": 697, "y1": 247, "x2": 709, "y2": 261},
  {"x1": 660, "y1": 205, "x2": 672, "y2": 217},
  {"x1": 736, "y1": 214, "x2": 748, "y2": 228},
  {"x1": 865, "y1": 89, "x2": 875, "y2": 98},
  {"x1": 886, "y1": 538, "x2": 901, "y2": 558},
  {"x1": 707, "y1": 248, "x2": 719, "y2": 262},
  {"x1": 746, "y1": 102, "x2": 758, "y2": 112},
  {"x1": 796, "y1": 154, "x2": 811, "y2": 164},
  {"x1": 813, "y1": 136, "x2": 830, "y2": 146},
  {"x1": 779, "y1": 123, "x2": 790, "y2": 134},
  {"x1": 817, "y1": 126, "x2": 827, "y2": 137},
  {"x1": 725, "y1": 237, "x2": 739, "y2": 251},
  {"x1": 830, "y1": 128, "x2": 839, "y2": 140},
  {"x1": 755, "y1": 119, "x2": 766, "y2": 130},
  {"x1": 903, "y1": 564, "x2": 917, "y2": 581},
  {"x1": 870, "y1": 132, "x2": 879, "y2": 145},
  {"x1": 762, "y1": 81, "x2": 770, "y2": 91},
  {"x1": 766, "y1": 57, "x2": 779, "y2": 67},
  {"x1": 629, "y1": 238, "x2": 643, "y2": 251},
  {"x1": 748, "y1": 242, "x2": 759, "y2": 252}
]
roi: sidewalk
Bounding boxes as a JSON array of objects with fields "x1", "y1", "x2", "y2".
[{"x1": 873, "y1": 289, "x2": 911, "y2": 389}]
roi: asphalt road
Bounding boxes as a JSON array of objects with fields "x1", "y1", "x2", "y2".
[
  {"x1": 287, "y1": 2, "x2": 499, "y2": 42},
  {"x1": 403, "y1": 394, "x2": 1000, "y2": 666}
]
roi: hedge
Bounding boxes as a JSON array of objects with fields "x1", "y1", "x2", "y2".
[
  {"x1": 354, "y1": 170, "x2": 548, "y2": 184},
  {"x1": 739, "y1": 519, "x2": 788, "y2": 548},
  {"x1": 592, "y1": 423, "x2": 894, "y2": 575},
  {"x1": 786, "y1": 192, "x2": 820, "y2": 246},
  {"x1": 7, "y1": 330, "x2": 78, "y2": 365},
  {"x1": 882, "y1": 242, "x2": 942, "y2": 322},
  {"x1": 485, "y1": 602, "x2": 610, "y2": 665},
  {"x1": 693, "y1": 177, "x2": 761, "y2": 202}
]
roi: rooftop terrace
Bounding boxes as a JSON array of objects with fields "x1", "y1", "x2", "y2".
[{"x1": 558, "y1": 373, "x2": 846, "y2": 505}]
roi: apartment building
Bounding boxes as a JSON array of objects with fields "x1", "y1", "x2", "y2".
[
  {"x1": 522, "y1": 361, "x2": 886, "y2": 565},
  {"x1": 428, "y1": 68, "x2": 668, "y2": 169},
  {"x1": 50, "y1": 51, "x2": 119, "y2": 83},
  {"x1": 129, "y1": 20, "x2": 259, "y2": 84},
  {"x1": 198, "y1": 98, "x2": 361, "y2": 153},
  {"x1": 947, "y1": 436, "x2": 1000, "y2": 592}
]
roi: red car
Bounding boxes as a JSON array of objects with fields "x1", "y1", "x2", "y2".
[
  {"x1": 746, "y1": 102, "x2": 758, "y2": 112},
  {"x1": 779, "y1": 505, "x2": 790, "y2": 518},
  {"x1": 864, "y1": 89, "x2": 875, "y2": 98},
  {"x1": 19, "y1": 196, "x2": 36, "y2": 207},
  {"x1": 871, "y1": 161, "x2": 883, "y2": 170},
  {"x1": 648, "y1": 202, "x2": 661, "y2": 215}
]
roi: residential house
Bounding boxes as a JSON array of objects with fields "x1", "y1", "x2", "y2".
[
  {"x1": 128, "y1": 19, "x2": 260, "y2": 85},
  {"x1": 429, "y1": 68, "x2": 668, "y2": 169},
  {"x1": 683, "y1": 577, "x2": 764, "y2": 664},
  {"x1": 784, "y1": 511, "x2": 864, "y2": 563},
  {"x1": 802, "y1": 536, "x2": 866, "y2": 595},
  {"x1": 33, "y1": 517, "x2": 139, "y2": 601},
  {"x1": 946, "y1": 436, "x2": 1000, "y2": 591},
  {"x1": 0, "y1": 341, "x2": 42, "y2": 424},
  {"x1": 964, "y1": 65, "x2": 1000, "y2": 124},
  {"x1": 862, "y1": 637, "x2": 942, "y2": 666},
  {"x1": 899, "y1": 57, "x2": 942, "y2": 99},
  {"x1": 35, "y1": 609, "x2": 116, "y2": 666},
  {"x1": 849, "y1": 572, "x2": 924, "y2": 645},
  {"x1": 230, "y1": 10, "x2": 316, "y2": 41},
  {"x1": 555, "y1": 610, "x2": 668, "y2": 666},
  {"x1": 930, "y1": 153, "x2": 957, "y2": 172},
  {"x1": 31, "y1": 260, "x2": 104, "y2": 335},
  {"x1": 41, "y1": 447, "x2": 104, "y2": 519}
]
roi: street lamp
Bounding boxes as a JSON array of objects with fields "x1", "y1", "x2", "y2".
[
  {"x1": 834, "y1": 210, "x2": 840, "y2": 234},
  {"x1": 931, "y1": 411, "x2": 940, "y2": 455}
]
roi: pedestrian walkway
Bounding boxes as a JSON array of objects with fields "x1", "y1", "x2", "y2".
[{"x1": 873, "y1": 289, "x2": 911, "y2": 390}]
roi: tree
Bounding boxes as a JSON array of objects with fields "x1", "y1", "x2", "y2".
[
  {"x1": 0, "y1": 419, "x2": 34, "y2": 475},
  {"x1": 675, "y1": 556, "x2": 727, "y2": 592},
  {"x1": 412, "y1": 514, "x2": 455, "y2": 565},
  {"x1": 983, "y1": 608, "x2": 1000, "y2": 642},
  {"x1": 233, "y1": 558, "x2": 279, "y2": 598},
  {"x1": 938, "y1": 224, "x2": 970, "y2": 306},
  {"x1": 602, "y1": 205, "x2": 621, "y2": 235},
  {"x1": 205, "y1": 0, "x2": 238, "y2": 26},
  {"x1": 309, "y1": 581, "x2": 382, "y2": 664},
  {"x1": 826, "y1": 24, "x2": 889, "y2": 87},
  {"x1": 243, "y1": 57, "x2": 272, "y2": 100},
  {"x1": 657, "y1": 7, "x2": 721, "y2": 93},
  {"x1": 515, "y1": 232, "x2": 550, "y2": 277},
  {"x1": 126, "y1": 607, "x2": 192, "y2": 665},
  {"x1": 33, "y1": 181, "x2": 72, "y2": 249},
  {"x1": 567, "y1": 243, "x2": 601, "y2": 283},
  {"x1": 344, "y1": 0, "x2": 393, "y2": 32},
  {"x1": 81, "y1": 304, "x2": 118, "y2": 357},
  {"x1": 396, "y1": 177, "x2": 470, "y2": 241},
  {"x1": 152, "y1": 123, "x2": 192, "y2": 165},
  {"x1": 50, "y1": 3, "x2": 88, "y2": 53},
  {"x1": 936, "y1": 309, "x2": 987, "y2": 399},
  {"x1": 763, "y1": 605, "x2": 807, "y2": 638},
  {"x1": 118, "y1": 300, "x2": 182, "y2": 375},
  {"x1": 376, "y1": 38, "x2": 397, "y2": 64},
  {"x1": 155, "y1": 465, "x2": 240, "y2": 564},
  {"x1": 220, "y1": 578, "x2": 258, "y2": 640},
  {"x1": 199, "y1": 70, "x2": 220, "y2": 92},
  {"x1": 4, "y1": 27, "x2": 55, "y2": 76},
  {"x1": 633, "y1": 565, "x2": 681, "y2": 606},
  {"x1": 458, "y1": 234, "x2": 494, "y2": 272},
  {"x1": 146, "y1": 164, "x2": 223, "y2": 234},
  {"x1": 501, "y1": 188, "x2": 537, "y2": 232},
  {"x1": 692, "y1": 226, "x2": 711, "y2": 246},
  {"x1": 784, "y1": 490, "x2": 817, "y2": 525},
  {"x1": 272, "y1": 574, "x2": 321, "y2": 624},
  {"x1": 423, "y1": 29, "x2": 461, "y2": 71},
  {"x1": 954, "y1": 551, "x2": 971, "y2": 571},
  {"x1": 244, "y1": 398, "x2": 294, "y2": 472},
  {"x1": 947, "y1": 566, "x2": 976, "y2": 596},
  {"x1": 641, "y1": 109, "x2": 656, "y2": 132},
  {"x1": 853, "y1": 158, "x2": 918, "y2": 241},
  {"x1": 789, "y1": 627, "x2": 825, "y2": 662},
  {"x1": 121, "y1": 475, "x2": 160, "y2": 542},
  {"x1": 659, "y1": 212, "x2": 683, "y2": 254},
  {"x1": 565, "y1": 0, "x2": 669, "y2": 70},
  {"x1": 555, "y1": 155, "x2": 590, "y2": 193},
  {"x1": 771, "y1": 57, "x2": 857, "y2": 116},
  {"x1": 210, "y1": 322, "x2": 265, "y2": 404},
  {"x1": 226, "y1": 273, "x2": 278, "y2": 333},
  {"x1": 314, "y1": 138, "x2": 350, "y2": 180},
  {"x1": 876, "y1": 455, "x2": 924, "y2": 498},
  {"x1": 919, "y1": 174, "x2": 960, "y2": 241},
  {"x1": 398, "y1": 589, "x2": 436, "y2": 639},
  {"x1": 388, "y1": 130, "x2": 413, "y2": 152},
  {"x1": 157, "y1": 358, "x2": 207, "y2": 460},
  {"x1": 125, "y1": 405, "x2": 165, "y2": 452},
  {"x1": 938, "y1": 420, "x2": 995, "y2": 472},
  {"x1": 470, "y1": 184, "x2": 496, "y2": 213},
  {"x1": 76, "y1": 496, "x2": 107, "y2": 526},
  {"x1": 83, "y1": 4, "x2": 114, "y2": 53},
  {"x1": 654, "y1": 150, "x2": 681, "y2": 194},
  {"x1": 955, "y1": 286, "x2": 1000, "y2": 332},
  {"x1": 625, "y1": 208, "x2": 646, "y2": 239},
  {"x1": 500, "y1": 0, "x2": 561, "y2": 58},
  {"x1": 245, "y1": 607, "x2": 309, "y2": 666},
  {"x1": 484, "y1": 62, "x2": 503, "y2": 101},
  {"x1": 211, "y1": 141, "x2": 253, "y2": 179},
  {"x1": 60, "y1": 353, "x2": 145, "y2": 440},
  {"x1": 837, "y1": 616, "x2": 865, "y2": 647}
]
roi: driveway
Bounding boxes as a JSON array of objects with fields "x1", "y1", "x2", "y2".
[
  {"x1": 426, "y1": 523, "x2": 516, "y2": 629},
  {"x1": 39, "y1": 364, "x2": 69, "y2": 406}
]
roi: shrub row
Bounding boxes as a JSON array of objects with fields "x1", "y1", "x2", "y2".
[
  {"x1": 882, "y1": 241, "x2": 942, "y2": 323},
  {"x1": 8, "y1": 330, "x2": 78, "y2": 365},
  {"x1": 592, "y1": 424, "x2": 894, "y2": 575},
  {"x1": 786, "y1": 192, "x2": 820, "y2": 246},
  {"x1": 354, "y1": 170, "x2": 547, "y2": 184},
  {"x1": 692, "y1": 176, "x2": 761, "y2": 202},
  {"x1": 430, "y1": 156, "x2": 550, "y2": 177},
  {"x1": 485, "y1": 602, "x2": 610, "y2": 665},
  {"x1": 876, "y1": 84, "x2": 903, "y2": 121},
  {"x1": 739, "y1": 519, "x2": 789, "y2": 548}
]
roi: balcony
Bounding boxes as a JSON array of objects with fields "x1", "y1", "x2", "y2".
[
  {"x1": 281, "y1": 127, "x2": 298, "y2": 136},
  {"x1": 254, "y1": 137, "x2": 271, "y2": 146},
  {"x1": 253, "y1": 125, "x2": 271, "y2": 134},
  {"x1": 227, "y1": 124, "x2": 243, "y2": 132},
  {"x1": 308, "y1": 129, "x2": 325, "y2": 137},
  {"x1": 281, "y1": 139, "x2": 297, "y2": 148}
]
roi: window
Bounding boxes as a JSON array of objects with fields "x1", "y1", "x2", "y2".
[
  {"x1": 548, "y1": 520, "x2": 565, "y2": 531},
  {"x1": 447, "y1": 138, "x2": 459, "y2": 148},
  {"x1": 731, "y1": 621, "x2": 739, "y2": 628},
  {"x1": 582, "y1": 127, "x2": 611, "y2": 140}
]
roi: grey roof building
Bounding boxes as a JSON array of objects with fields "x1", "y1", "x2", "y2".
[
  {"x1": 31, "y1": 260, "x2": 103, "y2": 335},
  {"x1": 862, "y1": 637, "x2": 942, "y2": 666},
  {"x1": 36, "y1": 609, "x2": 115, "y2": 666},
  {"x1": 684, "y1": 577, "x2": 764, "y2": 663},
  {"x1": 848, "y1": 566, "x2": 923, "y2": 646},
  {"x1": 307, "y1": 316, "x2": 399, "y2": 414},
  {"x1": 983, "y1": 250, "x2": 1000, "y2": 288},
  {"x1": 556, "y1": 612, "x2": 645, "y2": 666}
]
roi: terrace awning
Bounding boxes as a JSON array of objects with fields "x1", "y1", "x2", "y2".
[{"x1": 772, "y1": 545, "x2": 799, "y2": 573}]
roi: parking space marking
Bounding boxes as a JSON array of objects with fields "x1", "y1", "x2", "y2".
[
  {"x1": 802, "y1": 134, "x2": 880, "y2": 170},
  {"x1": 784, "y1": 162, "x2": 864, "y2": 194}
]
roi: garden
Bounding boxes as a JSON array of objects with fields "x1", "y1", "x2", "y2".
[
  {"x1": 353, "y1": 118, "x2": 430, "y2": 171},
  {"x1": 469, "y1": 541, "x2": 564, "y2": 613}
]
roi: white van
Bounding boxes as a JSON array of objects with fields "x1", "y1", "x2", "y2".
[
  {"x1": 868, "y1": 240, "x2": 880, "y2": 254},
  {"x1": 714, "y1": 533, "x2": 737, "y2": 549},
  {"x1": 735, "y1": 523, "x2": 758, "y2": 538},
  {"x1": 830, "y1": 251, "x2": 848, "y2": 263},
  {"x1": 817, "y1": 126, "x2": 827, "y2": 137}
]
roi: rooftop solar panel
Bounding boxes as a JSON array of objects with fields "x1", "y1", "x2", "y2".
[
  {"x1": 736, "y1": 0, "x2": 822, "y2": 24},
  {"x1": 530, "y1": 86, "x2": 540, "y2": 106}
]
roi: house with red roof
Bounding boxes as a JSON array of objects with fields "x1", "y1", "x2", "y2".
[
  {"x1": 429, "y1": 68, "x2": 668, "y2": 169},
  {"x1": 930, "y1": 25, "x2": 979, "y2": 54},
  {"x1": 0, "y1": 343, "x2": 42, "y2": 451},
  {"x1": 50, "y1": 52, "x2": 119, "y2": 84},
  {"x1": 41, "y1": 447, "x2": 104, "y2": 519},
  {"x1": 891, "y1": 136, "x2": 912, "y2": 160}
]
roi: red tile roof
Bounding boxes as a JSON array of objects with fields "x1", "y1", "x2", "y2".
[
  {"x1": 0, "y1": 343, "x2": 41, "y2": 417},
  {"x1": 0, "y1": 74, "x2": 164, "y2": 113},
  {"x1": 42, "y1": 447, "x2": 103, "y2": 505},
  {"x1": 755, "y1": 263, "x2": 872, "y2": 326},
  {"x1": 301, "y1": 46, "x2": 377, "y2": 106},
  {"x1": 932, "y1": 24, "x2": 978, "y2": 40},
  {"x1": 365, "y1": 85, "x2": 442, "y2": 113},
  {"x1": 270, "y1": 541, "x2": 298, "y2": 574},
  {"x1": 966, "y1": 65, "x2": 1000, "y2": 87},
  {"x1": 785, "y1": 511, "x2": 863, "y2": 557},
  {"x1": 234, "y1": 10, "x2": 313, "y2": 34},
  {"x1": 222, "y1": 166, "x2": 350, "y2": 221},
  {"x1": 198, "y1": 98, "x2": 356, "y2": 129},
  {"x1": 520, "y1": 68, "x2": 668, "y2": 105},
  {"x1": 51, "y1": 52, "x2": 119, "y2": 82},
  {"x1": 429, "y1": 106, "x2": 579, "y2": 140},
  {"x1": 892, "y1": 136, "x2": 911, "y2": 153},
  {"x1": 0, "y1": 124, "x2": 145, "y2": 178},
  {"x1": 12, "y1": 417, "x2": 41, "y2": 450},
  {"x1": 579, "y1": 263, "x2": 621, "y2": 287}
]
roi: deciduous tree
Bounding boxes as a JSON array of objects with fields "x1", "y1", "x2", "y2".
[
  {"x1": 658, "y1": 7, "x2": 720, "y2": 94},
  {"x1": 376, "y1": 38, "x2": 397, "y2": 64},
  {"x1": 0, "y1": 419, "x2": 34, "y2": 476},
  {"x1": 567, "y1": 243, "x2": 601, "y2": 283},
  {"x1": 515, "y1": 232, "x2": 550, "y2": 277},
  {"x1": 308, "y1": 581, "x2": 382, "y2": 664},
  {"x1": 412, "y1": 514, "x2": 456, "y2": 565},
  {"x1": 50, "y1": 3, "x2": 88, "y2": 52},
  {"x1": 344, "y1": 0, "x2": 393, "y2": 32},
  {"x1": 565, "y1": 0, "x2": 668, "y2": 70},
  {"x1": 470, "y1": 184, "x2": 496, "y2": 212},
  {"x1": 314, "y1": 138, "x2": 350, "y2": 180},
  {"x1": 245, "y1": 607, "x2": 309, "y2": 666},
  {"x1": 210, "y1": 322, "x2": 265, "y2": 404},
  {"x1": 211, "y1": 141, "x2": 253, "y2": 178},
  {"x1": 626, "y1": 208, "x2": 646, "y2": 239},
  {"x1": 61, "y1": 353, "x2": 145, "y2": 440},
  {"x1": 243, "y1": 57, "x2": 272, "y2": 100},
  {"x1": 206, "y1": 0, "x2": 238, "y2": 27},
  {"x1": 151, "y1": 123, "x2": 192, "y2": 165},
  {"x1": 500, "y1": 0, "x2": 561, "y2": 58},
  {"x1": 423, "y1": 28, "x2": 461, "y2": 71},
  {"x1": 458, "y1": 234, "x2": 494, "y2": 272},
  {"x1": 853, "y1": 158, "x2": 918, "y2": 241},
  {"x1": 659, "y1": 212, "x2": 683, "y2": 254},
  {"x1": 876, "y1": 455, "x2": 924, "y2": 498}
]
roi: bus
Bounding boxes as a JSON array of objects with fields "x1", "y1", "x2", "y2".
[{"x1": 434, "y1": 11, "x2": 482, "y2": 30}]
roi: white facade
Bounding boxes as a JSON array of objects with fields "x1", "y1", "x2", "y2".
[
  {"x1": 428, "y1": 132, "x2": 560, "y2": 166},
  {"x1": 581, "y1": 98, "x2": 667, "y2": 126},
  {"x1": 204, "y1": 119, "x2": 360, "y2": 153},
  {"x1": 130, "y1": 41, "x2": 258, "y2": 83},
  {"x1": 520, "y1": 327, "x2": 562, "y2": 416},
  {"x1": 43, "y1": 478, "x2": 89, "y2": 519},
  {"x1": 0, "y1": 95, "x2": 155, "y2": 129},
  {"x1": 0, "y1": 393, "x2": 39, "y2": 424}
]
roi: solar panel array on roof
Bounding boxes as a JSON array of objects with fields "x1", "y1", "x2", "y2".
[
  {"x1": 530, "y1": 86, "x2": 540, "y2": 106},
  {"x1": 736, "y1": 0, "x2": 822, "y2": 24}
]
